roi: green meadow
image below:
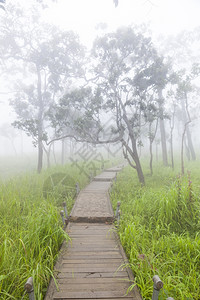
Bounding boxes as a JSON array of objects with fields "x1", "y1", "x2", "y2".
[
  {"x1": 111, "y1": 161, "x2": 200, "y2": 300},
  {"x1": 0, "y1": 157, "x2": 200, "y2": 299},
  {"x1": 0, "y1": 161, "x2": 105, "y2": 299}
]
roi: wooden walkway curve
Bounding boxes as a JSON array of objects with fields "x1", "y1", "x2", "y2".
[{"x1": 45, "y1": 166, "x2": 141, "y2": 300}]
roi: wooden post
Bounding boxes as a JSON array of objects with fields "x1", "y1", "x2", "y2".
[
  {"x1": 62, "y1": 202, "x2": 68, "y2": 218},
  {"x1": 152, "y1": 275, "x2": 163, "y2": 300},
  {"x1": 24, "y1": 277, "x2": 35, "y2": 300},
  {"x1": 60, "y1": 210, "x2": 65, "y2": 226},
  {"x1": 117, "y1": 210, "x2": 121, "y2": 226},
  {"x1": 115, "y1": 201, "x2": 121, "y2": 217},
  {"x1": 115, "y1": 201, "x2": 121, "y2": 226},
  {"x1": 76, "y1": 183, "x2": 80, "y2": 195}
]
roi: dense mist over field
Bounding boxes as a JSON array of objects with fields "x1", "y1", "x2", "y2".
[{"x1": 0, "y1": 0, "x2": 200, "y2": 181}]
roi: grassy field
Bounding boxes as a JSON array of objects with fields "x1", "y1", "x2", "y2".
[
  {"x1": 1, "y1": 156, "x2": 199, "y2": 299},
  {"x1": 0, "y1": 160, "x2": 110, "y2": 299},
  {"x1": 111, "y1": 161, "x2": 200, "y2": 299}
]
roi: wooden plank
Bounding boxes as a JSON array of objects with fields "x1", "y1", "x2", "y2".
[
  {"x1": 62, "y1": 263, "x2": 124, "y2": 269},
  {"x1": 57, "y1": 278, "x2": 132, "y2": 284},
  {"x1": 54, "y1": 298, "x2": 133, "y2": 300},
  {"x1": 69, "y1": 236, "x2": 116, "y2": 240},
  {"x1": 53, "y1": 290, "x2": 133, "y2": 299},
  {"x1": 68, "y1": 244, "x2": 116, "y2": 247},
  {"x1": 69, "y1": 236, "x2": 115, "y2": 240},
  {"x1": 68, "y1": 241, "x2": 117, "y2": 246},
  {"x1": 69, "y1": 237, "x2": 116, "y2": 241},
  {"x1": 68, "y1": 229, "x2": 114, "y2": 233},
  {"x1": 68, "y1": 242, "x2": 119, "y2": 251},
  {"x1": 60, "y1": 267, "x2": 124, "y2": 273},
  {"x1": 68, "y1": 225, "x2": 113, "y2": 229},
  {"x1": 62, "y1": 254, "x2": 123, "y2": 259},
  {"x1": 57, "y1": 272, "x2": 128, "y2": 279},
  {"x1": 57, "y1": 282, "x2": 131, "y2": 291},
  {"x1": 65, "y1": 250, "x2": 121, "y2": 255},
  {"x1": 67, "y1": 246, "x2": 118, "y2": 250},
  {"x1": 61, "y1": 259, "x2": 123, "y2": 264}
]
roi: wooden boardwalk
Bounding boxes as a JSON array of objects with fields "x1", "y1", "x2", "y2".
[{"x1": 45, "y1": 167, "x2": 141, "y2": 300}]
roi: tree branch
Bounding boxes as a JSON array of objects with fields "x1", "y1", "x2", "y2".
[{"x1": 46, "y1": 130, "x2": 124, "y2": 146}]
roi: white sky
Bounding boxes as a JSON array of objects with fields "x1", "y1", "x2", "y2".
[
  {"x1": 44, "y1": 0, "x2": 200, "y2": 45},
  {"x1": 1, "y1": 0, "x2": 200, "y2": 151}
]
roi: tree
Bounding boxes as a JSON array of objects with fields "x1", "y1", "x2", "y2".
[
  {"x1": 134, "y1": 55, "x2": 171, "y2": 167},
  {"x1": 176, "y1": 76, "x2": 196, "y2": 174},
  {"x1": 0, "y1": 3, "x2": 85, "y2": 172},
  {"x1": 0, "y1": 123, "x2": 18, "y2": 155},
  {"x1": 53, "y1": 27, "x2": 167, "y2": 185},
  {"x1": 0, "y1": 0, "x2": 5, "y2": 11},
  {"x1": 157, "y1": 29, "x2": 200, "y2": 165}
]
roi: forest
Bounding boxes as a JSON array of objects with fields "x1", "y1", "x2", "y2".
[{"x1": 0, "y1": 0, "x2": 200, "y2": 299}]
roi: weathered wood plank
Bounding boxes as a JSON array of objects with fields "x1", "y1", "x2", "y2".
[
  {"x1": 56, "y1": 282, "x2": 131, "y2": 292},
  {"x1": 60, "y1": 267, "x2": 124, "y2": 273},
  {"x1": 62, "y1": 262, "x2": 123, "y2": 268},
  {"x1": 57, "y1": 272, "x2": 128, "y2": 279},
  {"x1": 68, "y1": 241, "x2": 117, "y2": 245},
  {"x1": 67, "y1": 247, "x2": 119, "y2": 251},
  {"x1": 61, "y1": 259, "x2": 123, "y2": 264},
  {"x1": 62, "y1": 254, "x2": 122, "y2": 260},
  {"x1": 57, "y1": 278, "x2": 132, "y2": 284},
  {"x1": 53, "y1": 290, "x2": 132, "y2": 299},
  {"x1": 65, "y1": 250, "x2": 121, "y2": 255},
  {"x1": 54, "y1": 298, "x2": 133, "y2": 300}
]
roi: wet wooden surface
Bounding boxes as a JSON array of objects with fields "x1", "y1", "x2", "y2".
[{"x1": 45, "y1": 166, "x2": 141, "y2": 300}]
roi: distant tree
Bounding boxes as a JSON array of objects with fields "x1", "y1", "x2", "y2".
[
  {"x1": 0, "y1": 123, "x2": 18, "y2": 155},
  {"x1": 134, "y1": 56, "x2": 171, "y2": 167},
  {"x1": 0, "y1": 4, "x2": 85, "y2": 172},
  {"x1": 157, "y1": 29, "x2": 200, "y2": 165},
  {"x1": 113, "y1": 0, "x2": 118, "y2": 7},
  {"x1": 0, "y1": 0, "x2": 5, "y2": 11},
  {"x1": 176, "y1": 75, "x2": 196, "y2": 174},
  {"x1": 53, "y1": 27, "x2": 167, "y2": 185}
]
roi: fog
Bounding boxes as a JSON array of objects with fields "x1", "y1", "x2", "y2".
[{"x1": 0, "y1": 0, "x2": 200, "y2": 178}]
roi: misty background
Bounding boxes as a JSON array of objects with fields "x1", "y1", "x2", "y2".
[{"x1": 0, "y1": 0, "x2": 200, "y2": 179}]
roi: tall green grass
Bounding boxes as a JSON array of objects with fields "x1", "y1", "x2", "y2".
[
  {"x1": 111, "y1": 162, "x2": 200, "y2": 300},
  {"x1": 0, "y1": 161, "x2": 109, "y2": 299}
]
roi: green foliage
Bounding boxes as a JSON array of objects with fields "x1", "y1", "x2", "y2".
[
  {"x1": 0, "y1": 162, "x2": 95, "y2": 299},
  {"x1": 111, "y1": 164, "x2": 200, "y2": 299}
]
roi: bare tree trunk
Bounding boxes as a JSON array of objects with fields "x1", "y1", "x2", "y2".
[
  {"x1": 135, "y1": 151, "x2": 145, "y2": 185},
  {"x1": 181, "y1": 127, "x2": 187, "y2": 175},
  {"x1": 186, "y1": 127, "x2": 196, "y2": 160},
  {"x1": 170, "y1": 132, "x2": 174, "y2": 170},
  {"x1": 36, "y1": 65, "x2": 44, "y2": 174},
  {"x1": 61, "y1": 138, "x2": 65, "y2": 165},
  {"x1": 10, "y1": 139, "x2": 17, "y2": 156},
  {"x1": 43, "y1": 145, "x2": 51, "y2": 168},
  {"x1": 149, "y1": 120, "x2": 158, "y2": 176},
  {"x1": 131, "y1": 138, "x2": 145, "y2": 185},
  {"x1": 169, "y1": 107, "x2": 175, "y2": 170},
  {"x1": 184, "y1": 139, "x2": 190, "y2": 161},
  {"x1": 180, "y1": 98, "x2": 196, "y2": 161},
  {"x1": 155, "y1": 142, "x2": 159, "y2": 162},
  {"x1": 118, "y1": 93, "x2": 145, "y2": 185},
  {"x1": 158, "y1": 88, "x2": 168, "y2": 166},
  {"x1": 52, "y1": 142, "x2": 57, "y2": 165},
  {"x1": 181, "y1": 94, "x2": 191, "y2": 175},
  {"x1": 37, "y1": 137, "x2": 43, "y2": 173},
  {"x1": 149, "y1": 141, "x2": 153, "y2": 176}
]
